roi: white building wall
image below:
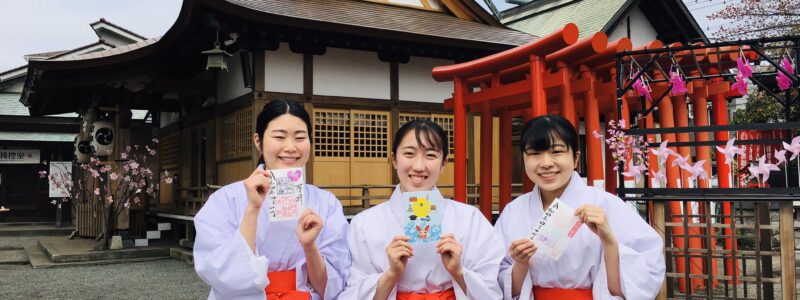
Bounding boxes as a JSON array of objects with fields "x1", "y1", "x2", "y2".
[
  {"x1": 398, "y1": 56, "x2": 454, "y2": 103},
  {"x1": 313, "y1": 47, "x2": 390, "y2": 99},
  {"x1": 264, "y1": 43, "x2": 304, "y2": 94},
  {"x1": 607, "y1": 7, "x2": 658, "y2": 47},
  {"x1": 217, "y1": 51, "x2": 251, "y2": 104}
]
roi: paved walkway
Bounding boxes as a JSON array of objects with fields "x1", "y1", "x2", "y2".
[{"x1": 0, "y1": 235, "x2": 210, "y2": 300}]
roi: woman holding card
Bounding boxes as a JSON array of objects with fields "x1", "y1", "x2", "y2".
[
  {"x1": 193, "y1": 100, "x2": 350, "y2": 300},
  {"x1": 494, "y1": 115, "x2": 665, "y2": 300},
  {"x1": 339, "y1": 120, "x2": 504, "y2": 300}
]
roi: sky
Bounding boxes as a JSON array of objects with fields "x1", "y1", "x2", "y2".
[{"x1": 0, "y1": 0, "x2": 730, "y2": 72}]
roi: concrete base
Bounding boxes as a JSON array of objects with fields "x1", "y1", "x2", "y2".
[
  {"x1": 37, "y1": 238, "x2": 169, "y2": 264},
  {"x1": 0, "y1": 249, "x2": 29, "y2": 264},
  {"x1": 0, "y1": 224, "x2": 74, "y2": 237},
  {"x1": 170, "y1": 247, "x2": 193, "y2": 265}
]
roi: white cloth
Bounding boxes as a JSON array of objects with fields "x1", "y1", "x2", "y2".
[
  {"x1": 339, "y1": 186, "x2": 504, "y2": 300},
  {"x1": 193, "y1": 181, "x2": 350, "y2": 300},
  {"x1": 495, "y1": 172, "x2": 665, "y2": 300}
]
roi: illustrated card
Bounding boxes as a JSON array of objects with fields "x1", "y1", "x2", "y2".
[
  {"x1": 267, "y1": 167, "x2": 305, "y2": 221},
  {"x1": 528, "y1": 198, "x2": 583, "y2": 260},
  {"x1": 403, "y1": 191, "x2": 443, "y2": 243}
]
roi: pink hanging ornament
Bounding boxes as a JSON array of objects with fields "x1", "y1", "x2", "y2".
[
  {"x1": 669, "y1": 70, "x2": 688, "y2": 96},
  {"x1": 736, "y1": 57, "x2": 752, "y2": 79},
  {"x1": 731, "y1": 73, "x2": 748, "y2": 94},
  {"x1": 777, "y1": 56, "x2": 795, "y2": 91},
  {"x1": 632, "y1": 71, "x2": 653, "y2": 102}
]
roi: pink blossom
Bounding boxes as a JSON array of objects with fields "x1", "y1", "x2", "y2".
[
  {"x1": 164, "y1": 177, "x2": 174, "y2": 184},
  {"x1": 152, "y1": 138, "x2": 159, "y2": 144},
  {"x1": 109, "y1": 173, "x2": 119, "y2": 181},
  {"x1": 120, "y1": 153, "x2": 128, "y2": 159},
  {"x1": 38, "y1": 170, "x2": 48, "y2": 178},
  {"x1": 94, "y1": 188, "x2": 100, "y2": 196}
]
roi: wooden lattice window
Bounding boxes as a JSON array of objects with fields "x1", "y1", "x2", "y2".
[
  {"x1": 159, "y1": 131, "x2": 180, "y2": 169},
  {"x1": 352, "y1": 110, "x2": 389, "y2": 159},
  {"x1": 220, "y1": 108, "x2": 253, "y2": 159},
  {"x1": 431, "y1": 114, "x2": 454, "y2": 155},
  {"x1": 314, "y1": 109, "x2": 351, "y2": 158},
  {"x1": 398, "y1": 113, "x2": 430, "y2": 128}
]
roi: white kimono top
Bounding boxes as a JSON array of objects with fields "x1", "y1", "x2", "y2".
[
  {"x1": 494, "y1": 172, "x2": 665, "y2": 300},
  {"x1": 193, "y1": 181, "x2": 350, "y2": 300},
  {"x1": 339, "y1": 186, "x2": 504, "y2": 300}
]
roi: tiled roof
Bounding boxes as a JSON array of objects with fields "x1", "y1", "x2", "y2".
[{"x1": 502, "y1": 0, "x2": 628, "y2": 39}]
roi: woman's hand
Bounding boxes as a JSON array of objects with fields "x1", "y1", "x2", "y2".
[
  {"x1": 297, "y1": 208, "x2": 324, "y2": 248},
  {"x1": 436, "y1": 234, "x2": 464, "y2": 277},
  {"x1": 243, "y1": 164, "x2": 271, "y2": 212},
  {"x1": 385, "y1": 235, "x2": 413, "y2": 278},
  {"x1": 575, "y1": 204, "x2": 617, "y2": 246},
  {"x1": 508, "y1": 238, "x2": 537, "y2": 268}
]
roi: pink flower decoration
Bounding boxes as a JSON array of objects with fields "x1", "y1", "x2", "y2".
[
  {"x1": 680, "y1": 160, "x2": 709, "y2": 182},
  {"x1": 777, "y1": 56, "x2": 795, "y2": 91},
  {"x1": 716, "y1": 138, "x2": 745, "y2": 166},
  {"x1": 737, "y1": 57, "x2": 752, "y2": 79},
  {"x1": 592, "y1": 130, "x2": 603, "y2": 140},
  {"x1": 671, "y1": 153, "x2": 690, "y2": 170},
  {"x1": 731, "y1": 73, "x2": 748, "y2": 95},
  {"x1": 650, "y1": 140, "x2": 675, "y2": 164},
  {"x1": 669, "y1": 70, "x2": 688, "y2": 96},
  {"x1": 651, "y1": 169, "x2": 667, "y2": 187},
  {"x1": 775, "y1": 149, "x2": 787, "y2": 166},
  {"x1": 782, "y1": 136, "x2": 800, "y2": 161},
  {"x1": 632, "y1": 72, "x2": 653, "y2": 102},
  {"x1": 622, "y1": 159, "x2": 648, "y2": 184}
]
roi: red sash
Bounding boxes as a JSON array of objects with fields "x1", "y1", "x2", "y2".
[
  {"x1": 265, "y1": 270, "x2": 311, "y2": 300},
  {"x1": 397, "y1": 288, "x2": 457, "y2": 300},
  {"x1": 532, "y1": 286, "x2": 593, "y2": 300}
]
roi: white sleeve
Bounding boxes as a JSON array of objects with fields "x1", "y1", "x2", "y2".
[
  {"x1": 337, "y1": 217, "x2": 397, "y2": 300},
  {"x1": 453, "y1": 209, "x2": 504, "y2": 300},
  {"x1": 296, "y1": 192, "x2": 351, "y2": 300},
  {"x1": 193, "y1": 191, "x2": 269, "y2": 299},
  {"x1": 591, "y1": 196, "x2": 665, "y2": 300},
  {"x1": 496, "y1": 207, "x2": 533, "y2": 300}
]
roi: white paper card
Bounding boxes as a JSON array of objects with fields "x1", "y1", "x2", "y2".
[
  {"x1": 529, "y1": 198, "x2": 583, "y2": 260},
  {"x1": 267, "y1": 167, "x2": 305, "y2": 221}
]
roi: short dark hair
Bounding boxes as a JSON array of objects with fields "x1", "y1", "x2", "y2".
[
  {"x1": 519, "y1": 115, "x2": 579, "y2": 158},
  {"x1": 255, "y1": 100, "x2": 312, "y2": 166},
  {"x1": 392, "y1": 119, "x2": 448, "y2": 163}
]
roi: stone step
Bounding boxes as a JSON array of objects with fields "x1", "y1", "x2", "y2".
[
  {"x1": 0, "y1": 249, "x2": 29, "y2": 264},
  {"x1": 170, "y1": 247, "x2": 193, "y2": 265},
  {"x1": 179, "y1": 239, "x2": 193, "y2": 249},
  {"x1": 0, "y1": 225, "x2": 73, "y2": 237},
  {"x1": 38, "y1": 239, "x2": 170, "y2": 263}
]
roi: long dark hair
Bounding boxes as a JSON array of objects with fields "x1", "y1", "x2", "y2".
[
  {"x1": 392, "y1": 119, "x2": 448, "y2": 164},
  {"x1": 519, "y1": 114, "x2": 579, "y2": 159},
  {"x1": 255, "y1": 100, "x2": 313, "y2": 166}
]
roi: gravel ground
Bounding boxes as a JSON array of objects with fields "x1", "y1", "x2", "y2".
[{"x1": 0, "y1": 236, "x2": 210, "y2": 300}]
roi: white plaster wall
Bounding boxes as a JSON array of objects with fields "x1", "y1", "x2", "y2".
[
  {"x1": 607, "y1": 7, "x2": 658, "y2": 47},
  {"x1": 264, "y1": 43, "x2": 303, "y2": 94},
  {"x1": 398, "y1": 56, "x2": 454, "y2": 103},
  {"x1": 313, "y1": 47, "x2": 390, "y2": 99},
  {"x1": 217, "y1": 51, "x2": 251, "y2": 104}
]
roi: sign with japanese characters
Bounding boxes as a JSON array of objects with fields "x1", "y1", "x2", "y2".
[{"x1": 0, "y1": 150, "x2": 40, "y2": 164}]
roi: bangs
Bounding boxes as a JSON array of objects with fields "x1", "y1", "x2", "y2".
[
  {"x1": 520, "y1": 115, "x2": 578, "y2": 153},
  {"x1": 414, "y1": 126, "x2": 444, "y2": 153}
]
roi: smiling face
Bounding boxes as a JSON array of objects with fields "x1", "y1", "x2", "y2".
[
  {"x1": 392, "y1": 130, "x2": 446, "y2": 192},
  {"x1": 523, "y1": 134, "x2": 579, "y2": 203},
  {"x1": 253, "y1": 114, "x2": 311, "y2": 170}
]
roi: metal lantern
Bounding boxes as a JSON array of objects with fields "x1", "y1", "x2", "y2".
[
  {"x1": 74, "y1": 134, "x2": 91, "y2": 163},
  {"x1": 202, "y1": 42, "x2": 232, "y2": 71},
  {"x1": 90, "y1": 120, "x2": 115, "y2": 156}
]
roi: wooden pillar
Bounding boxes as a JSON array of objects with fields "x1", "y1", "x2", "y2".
[
  {"x1": 584, "y1": 72, "x2": 604, "y2": 189},
  {"x1": 558, "y1": 64, "x2": 577, "y2": 127},
  {"x1": 453, "y1": 78, "x2": 467, "y2": 203},
  {"x1": 499, "y1": 108, "x2": 512, "y2": 212},
  {"x1": 530, "y1": 56, "x2": 548, "y2": 116},
  {"x1": 479, "y1": 103, "x2": 493, "y2": 220}
]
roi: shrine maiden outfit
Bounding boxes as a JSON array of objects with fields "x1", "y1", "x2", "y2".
[
  {"x1": 494, "y1": 172, "x2": 665, "y2": 300},
  {"x1": 339, "y1": 186, "x2": 504, "y2": 300},
  {"x1": 194, "y1": 181, "x2": 350, "y2": 300}
]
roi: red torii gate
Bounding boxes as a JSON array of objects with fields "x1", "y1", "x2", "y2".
[{"x1": 431, "y1": 23, "x2": 760, "y2": 296}]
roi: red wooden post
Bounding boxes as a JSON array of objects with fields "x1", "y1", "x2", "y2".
[
  {"x1": 454, "y1": 78, "x2": 467, "y2": 203},
  {"x1": 499, "y1": 108, "x2": 512, "y2": 212},
  {"x1": 479, "y1": 103, "x2": 493, "y2": 219}
]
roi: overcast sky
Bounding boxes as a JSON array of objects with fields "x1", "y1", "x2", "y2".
[{"x1": 0, "y1": 0, "x2": 727, "y2": 72}]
